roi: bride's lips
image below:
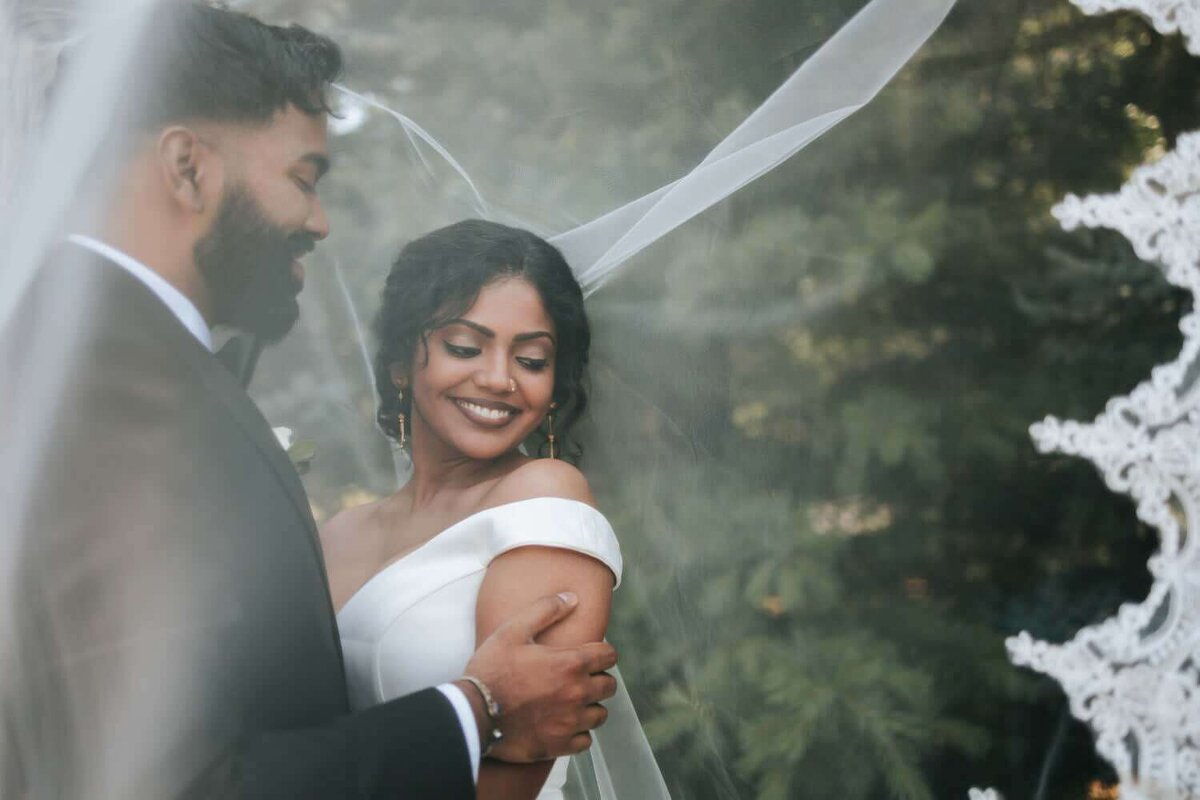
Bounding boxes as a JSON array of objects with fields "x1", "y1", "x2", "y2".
[{"x1": 451, "y1": 396, "x2": 519, "y2": 428}]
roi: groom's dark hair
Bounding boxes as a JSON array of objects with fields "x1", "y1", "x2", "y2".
[
  {"x1": 129, "y1": 1, "x2": 343, "y2": 130},
  {"x1": 57, "y1": 1, "x2": 342, "y2": 144}
]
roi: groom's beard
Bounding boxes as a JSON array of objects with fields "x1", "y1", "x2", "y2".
[{"x1": 195, "y1": 184, "x2": 313, "y2": 344}]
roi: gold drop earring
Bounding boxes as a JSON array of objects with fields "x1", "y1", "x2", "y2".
[
  {"x1": 546, "y1": 402, "x2": 558, "y2": 460},
  {"x1": 396, "y1": 387, "x2": 408, "y2": 449}
]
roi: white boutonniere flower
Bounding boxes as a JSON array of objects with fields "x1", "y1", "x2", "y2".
[
  {"x1": 273, "y1": 426, "x2": 294, "y2": 450},
  {"x1": 273, "y1": 426, "x2": 316, "y2": 475}
]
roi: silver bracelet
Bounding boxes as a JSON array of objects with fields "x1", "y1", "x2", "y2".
[{"x1": 461, "y1": 675, "x2": 504, "y2": 754}]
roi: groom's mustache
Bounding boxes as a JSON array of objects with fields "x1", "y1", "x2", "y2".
[
  {"x1": 285, "y1": 235, "x2": 316, "y2": 288},
  {"x1": 288, "y1": 235, "x2": 317, "y2": 260}
]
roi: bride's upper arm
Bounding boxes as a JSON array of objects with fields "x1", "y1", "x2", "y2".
[
  {"x1": 474, "y1": 460, "x2": 612, "y2": 648},
  {"x1": 476, "y1": 547, "x2": 614, "y2": 649}
]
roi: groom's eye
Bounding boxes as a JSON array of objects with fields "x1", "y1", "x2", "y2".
[
  {"x1": 443, "y1": 341, "x2": 480, "y2": 359},
  {"x1": 292, "y1": 176, "x2": 316, "y2": 194}
]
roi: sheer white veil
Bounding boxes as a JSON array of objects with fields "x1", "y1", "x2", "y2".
[
  {"x1": 0, "y1": 0, "x2": 157, "y2": 322},
  {"x1": 552, "y1": 0, "x2": 958, "y2": 295},
  {"x1": 0, "y1": 0, "x2": 955, "y2": 795},
  {"x1": 1, "y1": 2, "x2": 207, "y2": 795},
  {"x1": 321, "y1": 5, "x2": 956, "y2": 793}
]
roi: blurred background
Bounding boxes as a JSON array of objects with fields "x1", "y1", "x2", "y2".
[{"x1": 236, "y1": 1, "x2": 1199, "y2": 797}]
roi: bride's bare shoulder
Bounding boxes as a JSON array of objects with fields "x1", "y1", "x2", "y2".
[
  {"x1": 319, "y1": 496, "x2": 383, "y2": 552},
  {"x1": 486, "y1": 458, "x2": 595, "y2": 509},
  {"x1": 320, "y1": 497, "x2": 392, "y2": 608}
]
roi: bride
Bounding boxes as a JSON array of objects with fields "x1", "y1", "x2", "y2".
[{"x1": 322, "y1": 219, "x2": 625, "y2": 800}]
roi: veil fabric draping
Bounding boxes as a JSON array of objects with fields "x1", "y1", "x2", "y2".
[
  {"x1": 0, "y1": 0, "x2": 955, "y2": 796},
  {"x1": 551, "y1": 0, "x2": 957, "y2": 295}
]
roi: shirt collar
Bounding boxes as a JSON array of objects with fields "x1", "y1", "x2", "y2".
[{"x1": 67, "y1": 234, "x2": 214, "y2": 353}]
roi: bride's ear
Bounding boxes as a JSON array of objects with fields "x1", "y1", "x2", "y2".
[{"x1": 388, "y1": 363, "x2": 408, "y2": 390}]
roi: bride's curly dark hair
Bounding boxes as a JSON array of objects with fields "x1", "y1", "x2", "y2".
[{"x1": 374, "y1": 219, "x2": 590, "y2": 460}]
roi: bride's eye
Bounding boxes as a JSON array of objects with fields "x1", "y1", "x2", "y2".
[
  {"x1": 516, "y1": 356, "x2": 549, "y2": 371},
  {"x1": 443, "y1": 341, "x2": 480, "y2": 358}
]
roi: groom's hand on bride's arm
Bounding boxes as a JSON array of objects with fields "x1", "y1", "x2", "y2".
[{"x1": 459, "y1": 591, "x2": 618, "y2": 763}]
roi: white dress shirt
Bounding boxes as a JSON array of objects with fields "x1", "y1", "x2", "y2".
[
  {"x1": 68, "y1": 234, "x2": 214, "y2": 352},
  {"x1": 65, "y1": 234, "x2": 484, "y2": 782}
]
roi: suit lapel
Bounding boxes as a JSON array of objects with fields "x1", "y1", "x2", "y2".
[
  {"x1": 172, "y1": 323, "x2": 331, "y2": 585},
  {"x1": 119, "y1": 269, "x2": 347, "y2": 670},
  {"x1": 172, "y1": 315, "x2": 346, "y2": 673},
  {"x1": 188, "y1": 348, "x2": 323, "y2": 551}
]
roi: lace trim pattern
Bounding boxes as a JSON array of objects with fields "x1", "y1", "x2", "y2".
[
  {"x1": 1072, "y1": 0, "x2": 1200, "y2": 54},
  {"x1": 996, "y1": 4, "x2": 1200, "y2": 793}
]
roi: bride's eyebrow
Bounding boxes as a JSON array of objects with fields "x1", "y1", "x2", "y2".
[
  {"x1": 443, "y1": 318, "x2": 556, "y2": 344},
  {"x1": 514, "y1": 331, "x2": 555, "y2": 344},
  {"x1": 442, "y1": 319, "x2": 492, "y2": 337}
]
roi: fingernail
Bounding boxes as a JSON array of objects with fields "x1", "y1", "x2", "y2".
[{"x1": 558, "y1": 591, "x2": 578, "y2": 605}]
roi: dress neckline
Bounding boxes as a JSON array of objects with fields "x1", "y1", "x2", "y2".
[{"x1": 335, "y1": 496, "x2": 601, "y2": 618}]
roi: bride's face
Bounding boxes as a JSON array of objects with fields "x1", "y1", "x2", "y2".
[{"x1": 405, "y1": 276, "x2": 557, "y2": 461}]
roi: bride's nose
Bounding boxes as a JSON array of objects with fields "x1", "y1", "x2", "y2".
[{"x1": 473, "y1": 354, "x2": 514, "y2": 395}]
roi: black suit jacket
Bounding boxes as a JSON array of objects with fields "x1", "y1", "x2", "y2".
[{"x1": 0, "y1": 247, "x2": 474, "y2": 799}]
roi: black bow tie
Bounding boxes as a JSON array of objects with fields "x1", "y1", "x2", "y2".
[{"x1": 215, "y1": 334, "x2": 263, "y2": 389}]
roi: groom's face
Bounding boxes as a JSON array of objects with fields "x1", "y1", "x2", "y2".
[{"x1": 195, "y1": 105, "x2": 331, "y2": 343}]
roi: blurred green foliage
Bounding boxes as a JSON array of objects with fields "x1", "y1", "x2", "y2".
[{"x1": 245, "y1": 0, "x2": 1200, "y2": 796}]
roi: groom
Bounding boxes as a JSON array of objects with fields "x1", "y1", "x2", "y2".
[{"x1": 0, "y1": 3, "x2": 615, "y2": 798}]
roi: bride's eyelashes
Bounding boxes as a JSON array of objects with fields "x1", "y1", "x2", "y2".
[
  {"x1": 442, "y1": 340, "x2": 480, "y2": 359},
  {"x1": 441, "y1": 339, "x2": 551, "y2": 372}
]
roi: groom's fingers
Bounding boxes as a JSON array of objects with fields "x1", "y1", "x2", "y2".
[
  {"x1": 584, "y1": 672, "x2": 618, "y2": 704},
  {"x1": 574, "y1": 641, "x2": 618, "y2": 675},
  {"x1": 565, "y1": 732, "x2": 594, "y2": 755},
  {"x1": 580, "y1": 702, "x2": 608, "y2": 730},
  {"x1": 497, "y1": 592, "x2": 580, "y2": 644}
]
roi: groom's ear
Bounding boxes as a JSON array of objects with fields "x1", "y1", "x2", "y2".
[{"x1": 157, "y1": 126, "x2": 213, "y2": 215}]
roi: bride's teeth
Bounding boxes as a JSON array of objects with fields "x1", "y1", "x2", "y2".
[{"x1": 457, "y1": 400, "x2": 512, "y2": 421}]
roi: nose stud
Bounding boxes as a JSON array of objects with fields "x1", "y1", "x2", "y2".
[{"x1": 506, "y1": 378, "x2": 517, "y2": 394}]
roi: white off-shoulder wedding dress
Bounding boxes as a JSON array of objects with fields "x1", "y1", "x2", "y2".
[{"x1": 337, "y1": 497, "x2": 623, "y2": 800}]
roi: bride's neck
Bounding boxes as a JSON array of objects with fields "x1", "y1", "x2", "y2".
[{"x1": 405, "y1": 438, "x2": 522, "y2": 511}]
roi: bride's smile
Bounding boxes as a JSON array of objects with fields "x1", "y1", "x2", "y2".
[{"x1": 452, "y1": 397, "x2": 519, "y2": 426}]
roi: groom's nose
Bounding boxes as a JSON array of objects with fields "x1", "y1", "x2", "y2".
[{"x1": 304, "y1": 197, "x2": 330, "y2": 241}]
